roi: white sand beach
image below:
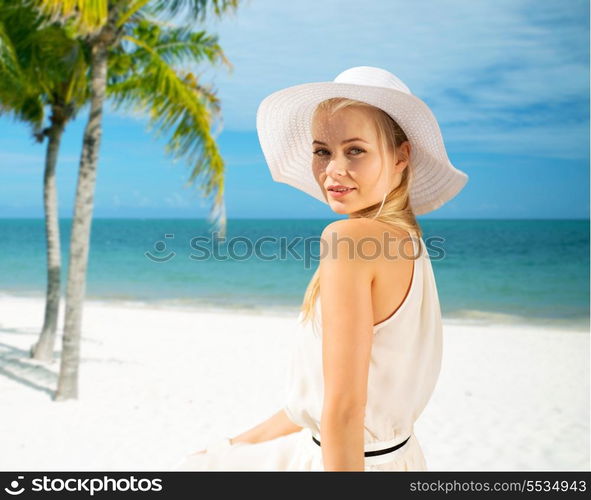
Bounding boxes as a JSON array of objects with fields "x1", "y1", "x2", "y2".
[{"x1": 0, "y1": 293, "x2": 588, "y2": 472}]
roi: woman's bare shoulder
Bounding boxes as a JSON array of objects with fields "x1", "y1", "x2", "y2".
[
  {"x1": 321, "y1": 217, "x2": 407, "y2": 237},
  {"x1": 321, "y1": 218, "x2": 411, "y2": 248}
]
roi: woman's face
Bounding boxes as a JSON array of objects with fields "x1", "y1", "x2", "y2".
[{"x1": 311, "y1": 106, "x2": 409, "y2": 215}]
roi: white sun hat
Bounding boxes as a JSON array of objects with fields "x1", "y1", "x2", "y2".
[{"x1": 256, "y1": 66, "x2": 469, "y2": 215}]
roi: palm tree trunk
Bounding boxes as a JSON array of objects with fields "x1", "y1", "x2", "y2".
[
  {"x1": 54, "y1": 42, "x2": 109, "y2": 401},
  {"x1": 30, "y1": 114, "x2": 66, "y2": 362}
]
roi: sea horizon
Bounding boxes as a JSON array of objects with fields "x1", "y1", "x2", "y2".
[{"x1": 1, "y1": 217, "x2": 589, "y2": 332}]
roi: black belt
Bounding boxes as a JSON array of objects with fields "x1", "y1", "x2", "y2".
[{"x1": 312, "y1": 434, "x2": 411, "y2": 457}]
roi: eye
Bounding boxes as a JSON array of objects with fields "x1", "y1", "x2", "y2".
[{"x1": 312, "y1": 147, "x2": 365, "y2": 157}]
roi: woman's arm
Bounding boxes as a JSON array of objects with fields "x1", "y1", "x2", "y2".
[
  {"x1": 189, "y1": 409, "x2": 302, "y2": 455},
  {"x1": 230, "y1": 408, "x2": 303, "y2": 445},
  {"x1": 318, "y1": 220, "x2": 376, "y2": 471}
]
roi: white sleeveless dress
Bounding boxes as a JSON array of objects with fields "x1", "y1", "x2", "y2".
[{"x1": 173, "y1": 234, "x2": 443, "y2": 471}]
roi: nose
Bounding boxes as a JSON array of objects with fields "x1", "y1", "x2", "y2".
[{"x1": 325, "y1": 156, "x2": 347, "y2": 178}]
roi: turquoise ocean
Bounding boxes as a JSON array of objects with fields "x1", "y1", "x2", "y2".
[{"x1": 0, "y1": 218, "x2": 588, "y2": 331}]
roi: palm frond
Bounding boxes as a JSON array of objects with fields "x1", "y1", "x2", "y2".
[
  {"x1": 129, "y1": 19, "x2": 232, "y2": 69},
  {"x1": 109, "y1": 32, "x2": 226, "y2": 231},
  {"x1": 32, "y1": 0, "x2": 108, "y2": 34},
  {"x1": 150, "y1": 0, "x2": 241, "y2": 23},
  {"x1": 0, "y1": 1, "x2": 91, "y2": 134},
  {"x1": 0, "y1": 21, "x2": 21, "y2": 84},
  {"x1": 116, "y1": 0, "x2": 151, "y2": 28},
  {"x1": 0, "y1": 10, "x2": 45, "y2": 130}
]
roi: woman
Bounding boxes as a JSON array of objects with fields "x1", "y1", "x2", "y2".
[{"x1": 172, "y1": 66, "x2": 469, "y2": 471}]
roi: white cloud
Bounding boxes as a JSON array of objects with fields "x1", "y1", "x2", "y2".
[
  {"x1": 187, "y1": 0, "x2": 588, "y2": 159},
  {"x1": 131, "y1": 189, "x2": 151, "y2": 207},
  {"x1": 164, "y1": 192, "x2": 191, "y2": 208}
]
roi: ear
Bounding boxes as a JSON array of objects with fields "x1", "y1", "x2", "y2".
[{"x1": 395, "y1": 141, "x2": 411, "y2": 171}]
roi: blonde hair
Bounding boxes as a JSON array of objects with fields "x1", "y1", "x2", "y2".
[{"x1": 299, "y1": 97, "x2": 423, "y2": 325}]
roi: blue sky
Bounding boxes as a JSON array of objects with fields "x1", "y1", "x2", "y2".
[{"x1": 0, "y1": 0, "x2": 588, "y2": 219}]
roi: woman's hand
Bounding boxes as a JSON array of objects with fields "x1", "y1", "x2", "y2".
[
  {"x1": 188, "y1": 436, "x2": 236, "y2": 456},
  {"x1": 184, "y1": 408, "x2": 301, "y2": 459}
]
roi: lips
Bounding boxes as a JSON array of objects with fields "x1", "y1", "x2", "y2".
[
  {"x1": 327, "y1": 185, "x2": 356, "y2": 192},
  {"x1": 327, "y1": 185, "x2": 356, "y2": 199}
]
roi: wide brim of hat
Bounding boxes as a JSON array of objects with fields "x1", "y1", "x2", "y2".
[{"x1": 256, "y1": 81, "x2": 468, "y2": 215}]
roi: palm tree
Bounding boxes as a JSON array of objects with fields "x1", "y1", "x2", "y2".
[
  {"x1": 0, "y1": 2, "x2": 90, "y2": 362},
  {"x1": 31, "y1": 0, "x2": 241, "y2": 400}
]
